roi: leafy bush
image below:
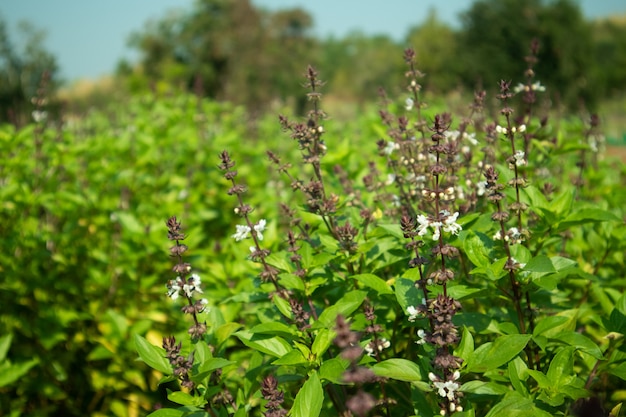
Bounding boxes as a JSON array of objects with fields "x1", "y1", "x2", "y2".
[{"x1": 1, "y1": 43, "x2": 625, "y2": 417}]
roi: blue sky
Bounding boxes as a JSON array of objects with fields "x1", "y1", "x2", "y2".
[{"x1": 1, "y1": 0, "x2": 625, "y2": 82}]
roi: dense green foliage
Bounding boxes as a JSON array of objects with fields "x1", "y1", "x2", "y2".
[
  {"x1": 124, "y1": 0, "x2": 626, "y2": 111},
  {"x1": 1, "y1": 35, "x2": 626, "y2": 416}
]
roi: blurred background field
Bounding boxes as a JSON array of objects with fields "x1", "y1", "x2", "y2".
[{"x1": 0, "y1": 0, "x2": 625, "y2": 416}]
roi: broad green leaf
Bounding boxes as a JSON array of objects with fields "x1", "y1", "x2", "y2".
[
  {"x1": 371, "y1": 359, "x2": 422, "y2": 382},
  {"x1": 168, "y1": 390, "x2": 207, "y2": 407},
  {"x1": 319, "y1": 358, "x2": 350, "y2": 384},
  {"x1": 524, "y1": 256, "x2": 555, "y2": 274},
  {"x1": 352, "y1": 273, "x2": 393, "y2": 295},
  {"x1": 134, "y1": 334, "x2": 172, "y2": 374},
  {"x1": 0, "y1": 334, "x2": 11, "y2": 362},
  {"x1": 274, "y1": 295, "x2": 293, "y2": 319},
  {"x1": 234, "y1": 330, "x2": 292, "y2": 358},
  {"x1": 609, "y1": 362, "x2": 626, "y2": 381},
  {"x1": 394, "y1": 277, "x2": 421, "y2": 312},
  {"x1": 546, "y1": 347, "x2": 575, "y2": 386},
  {"x1": 272, "y1": 349, "x2": 308, "y2": 366},
  {"x1": 463, "y1": 231, "x2": 492, "y2": 268},
  {"x1": 311, "y1": 328, "x2": 335, "y2": 358},
  {"x1": 508, "y1": 357, "x2": 529, "y2": 397},
  {"x1": 466, "y1": 334, "x2": 531, "y2": 373},
  {"x1": 455, "y1": 326, "x2": 474, "y2": 362},
  {"x1": 198, "y1": 357, "x2": 234, "y2": 374},
  {"x1": 552, "y1": 332, "x2": 603, "y2": 360},
  {"x1": 558, "y1": 208, "x2": 620, "y2": 230},
  {"x1": 250, "y1": 322, "x2": 298, "y2": 338},
  {"x1": 289, "y1": 371, "x2": 323, "y2": 417},
  {"x1": 460, "y1": 380, "x2": 509, "y2": 395},
  {"x1": 485, "y1": 392, "x2": 553, "y2": 417},
  {"x1": 533, "y1": 315, "x2": 569, "y2": 338},
  {"x1": 278, "y1": 273, "x2": 305, "y2": 291},
  {"x1": 147, "y1": 409, "x2": 186, "y2": 417},
  {"x1": 215, "y1": 322, "x2": 243, "y2": 347},
  {"x1": 0, "y1": 358, "x2": 38, "y2": 387},
  {"x1": 313, "y1": 290, "x2": 367, "y2": 329}
]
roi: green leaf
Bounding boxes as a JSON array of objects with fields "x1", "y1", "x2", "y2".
[
  {"x1": 146, "y1": 409, "x2": 186, "y2": 417},
  {"x1": 463, "y1": 231, "x2": 492, "y2": 268},
  {"x1": 168, "y1": 390, "x2": 207, "y2": 407},
  {"x1": 311, "y1": 328, "x2": 335, "y2": 358},
  {"x1": 552, "y1": 332, "x2": 603, "y2": 360},
  {"x1": 274, "y1": 294, "x2": 294, "y2": 319},
  {"x1": 198, "y1": 357, "x2": 234, "y2": 374},
  {"x1": 250, "y1": 322, "x2": 298, "y2": 338},
  {"x1": 0, "y1": 358, "x2": 38, "y2": 387},
  {"x1": 460, "y1": 380, "x2": 509, "y2": 395},
  {"x1": 352, "y1": 274, "x2": 393, "y2": 295},
  {"x1": 485, "y1": 392, "x2": 553, "y2": 417},
  {"x1": 466, "y1": 334, "x2": 531, "y2": 373},
  {"x1": 313, "y1": 290, "x2": 367, "y2": 329},
  {"x1": 234, "y1": 330, "x2": 292, "y2": 358},
  {"x1": 134, "y1": 334, "x2": 172, "y2": 374},
  {"x1": 272, "y1": 349, "x2": 308, "y2": 366},
  {"x1": 455, "y1": 326, "x2": 474, "y2": 362},
  {"x1": 532, "y1": 316, "x2": 569, "y2": 338},
  {"x1": 215, "y1": 322, "x2": 243, "y2": 347},
  {"x1": 609, "y1": 362, "x2": 626, "y2": 381},
  {"x1": 508, "y1": 357, "x2": 529, "y2": 397},
  {"x1": 558, "y1": 208, "x2": 620, "y2": 230},
  {"x1": 0, "y1": 334, "x2": 11, "y2": 362},
  {"x1": 546, "y1": 347, "x2": 576, "y2": 386},
  {"x1": 319, "y1": 358, "x2": 350, "y2": 384},
  {"x1": 524, "y1": 256, "x2": 555, "y2": 274},
  {"x1": 289, "y1": 371, "x2": 323, "y2": 417},
  {"x1": 371, "y1": 359, "x2": 422, "y2": 382},
  {"x1": 394, "y1": 277, "x2": 421, "y2": 312}
]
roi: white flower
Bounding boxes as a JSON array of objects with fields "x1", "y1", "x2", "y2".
[
  {"x1": 443, "y1": 211, "x2": 462, "y2": 235},
  {"x1": 495, "y1": 125, "x2": 507, "y2": 135},
  {"x1": 386, "y1": 173, "x2": 396, "y2": 185},
  {"x1": 513, "y1": 83, "x2": 526, "y2": 94},
  {"x1": 430, "y1": 371, "x2": 461, "y2": 401},
  {"x1": 514, "y1": 150, "x2": 526, "y2": 166},
  {"x1": 416, "y1": 214, "x2": 430, "y2": 236},
  {"x1": 182, "y1": 273, "x2": 203, "y2": 298},
  {"x1": 32, "y1": 110, "x2": 47, "y2": 123},
  {"x1": 232, "y1": 224, "x2": 251, "y2": 241},
  {"x1": 416, "y1": 329, "x2": 427, "y2": 345},
  {"x1": 445, "y1": 130, "x2": 460, "y2": 141},
  {"x1": 253, "y1": 219, "x2": 267, "y2": 241},
  {"x1": 364, "y1": 338, "x2": 391, "y2": 356},
  {"x1": 166, "y1": 278, "x2": 182, "y2": 300},
  {"x1": 199, "y1": 298, "x2": 209, "y2": 313},
  {"x1": 383, "y1": 141, "x2": 398, "y2": 156},
  {"x1": 391, "y1": 194, "x2": 401, "y2": 208},
  {"x1": 465, "y1": 132, "x2": 478, "y2": 145},
  {"x1": 406, "y1": 306, "x2": 420, "y2": 322},
  {"x1": 476, "y1": 181, "x2": 487, "y2": 196},
  {"x1": 405, "y1": 97, "x2": 414, "y2": 111},
  {"x1": 532, "y1": 81, "x2": 546, "y2": 92}
]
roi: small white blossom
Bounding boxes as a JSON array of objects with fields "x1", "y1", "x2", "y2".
[
  {"x1": 416, "y1": 329, "x2": 427, "y2": 345},
  {"x1": 443, "y1": 211, "x2": 462, "y2": 235},
  {"x1": 445, "y1": 130, "x2": 461, "y2": 141},
  {"x1": 416, "y1": 214, "x2": 430, "y2": 236},
  {"x1": 513, "y1": 83, "x2": 526, "y2": 94},
  {"x1": 232, "y1": 224, "x2": 251, "y2": 241},
  {"x1": 406, "y1": 306, "x2": 420, "y2": 322},
  {"x1": 253, "y1": 219, "x2": 267, "y2": 241},
  {"x1": 365, "y1": 338, "x2": 391, "y2": 356},
  {"x1": 391, "y1": 194, "x2": 401, "y2": 208},
  {"x1": 405, "y1": 97, "x2": 414, "y2": 111},
  {"x1": 532, "y1": 81, "x2": 546, "y2": 92},
  {"x1": 476, "y1": 181, "x2": 487, "y2": 197},
  {"x1": 495, "y1": 125, "x2": 507, "y2": 135},
  {"x1": 383, "y1": 141, "x2": 398, "y2": 156},
  {"x1": 465, "y1": 132, "x2": 478, "y2": 145},
  {"x1": 386, "y1": 173, "x2": 396, "y2": 185},
  {"x1": 32, "y1": 110, "x2": 47, "y2": 123},
  {"x1": 166, "y1": 278, "x2": 182, "y2": 300},
  {"x1": 514, "y1": 150, "x2": 526, "y2": 166}
]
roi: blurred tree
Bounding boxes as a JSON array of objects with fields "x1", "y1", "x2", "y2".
[
  {"x1": 405, "y1": 9, "x2": 459, "y2": 93},
  {"x1": 0, "y1": 17, "x2": 59, "y2": 125},
  {"x1": 320, "y1": 33, "x2": 404, "y2": 104},
  {"x1": 590, "y1": 16, "x2": 626, "y2": 97},
  {"x1": 456, "y1": 0, "x2": 594, "y2": 109},
  {"x1": 128, "y1": 0, "x2": 317, "y2": 112}
]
